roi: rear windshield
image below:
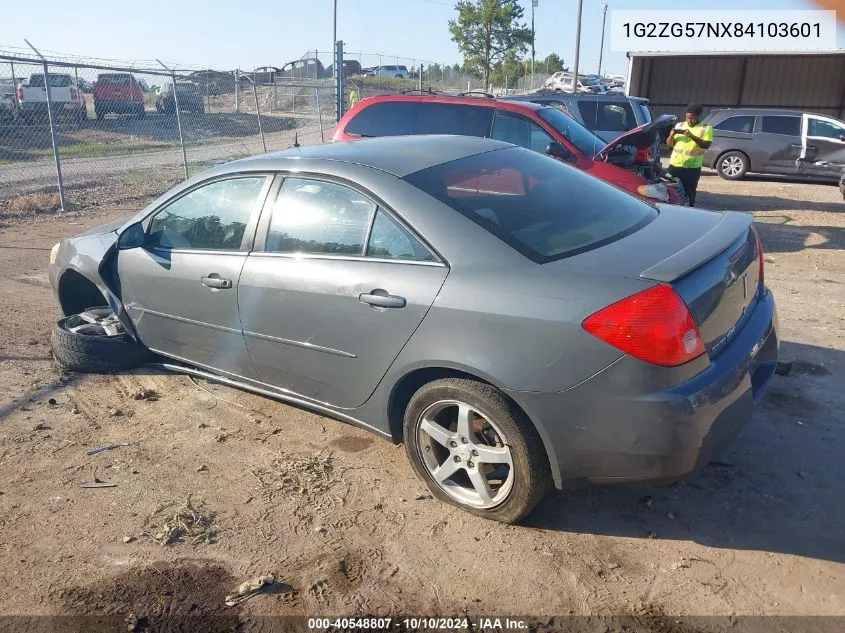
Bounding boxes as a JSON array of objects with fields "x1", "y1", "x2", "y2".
[
  {"x1": 404, "y1": 146, "x2": 656, "y2": 263},
  {"x1": 98, "y1": 74, "x2": 133, "y2": 85},
  {"x1": 577, "y1": 100, "x2": 637, "y2": 133},
  {"x1": 176, "y1": 83, "x2": 201, "y2": 93},
  {"x1": 535, "y1": 107, "x2": 605, "y2": 156},
  {"x1": 29, "y1": 74, "x2": 73, "y2": 87}
]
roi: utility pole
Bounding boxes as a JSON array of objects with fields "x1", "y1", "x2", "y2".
[
  {"x1": 572, "y1": 0, "x2": 583, "y2": 93},
  {"x1": 332, "y1": 0, "x2": 338, "y2": 81},
  {"x1": 598, "y1": 3, "x2": 608, "y2": 77},
  {"x1": 530, "y1": 0, "x2": 537, "y2": 91}
]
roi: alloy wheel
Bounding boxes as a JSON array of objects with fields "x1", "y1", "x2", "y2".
[{"x1": 416, "y1": 399, "x2": 514, "y2": 509}]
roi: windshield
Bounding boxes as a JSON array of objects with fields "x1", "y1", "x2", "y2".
[
  {"x1": 404, "y1": 146, "x2": 656, "y2": 263},
  {"x1": 98, "y1": 74, "x2": 132, "y2": 85},
  {"x1": 536, "y1": 107, "x2": 605, "y2": 156}
]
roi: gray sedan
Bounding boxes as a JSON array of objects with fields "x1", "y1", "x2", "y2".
[{"x1": 48, "y1": 135, "x2": 779, "y2": 523}]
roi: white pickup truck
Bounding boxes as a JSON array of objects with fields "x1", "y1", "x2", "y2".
[{"x1": 18, "y1": 73, "x2": 87, "y2": 124}]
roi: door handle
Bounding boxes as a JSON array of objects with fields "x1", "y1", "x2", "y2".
[
  {"x1": 201, "y1": 275, "x2": 232, "y2": 289},
  {"x1": 359, "y1": 290, "x2": 406, "y2": 309}
]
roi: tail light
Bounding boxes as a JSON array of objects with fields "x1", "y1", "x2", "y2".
[
  {"x1": 635, "y1": 148, "x2": 649, "y2": 162},
  {"x1": 16, "y1": 84, "x2": 23, "y2": 102},
  {"x1": 753, "y1": 225, "x2": 764, "y2": 286},
  {"x1": 582, "y1": 284, "x2": 706, "y2": 367}
]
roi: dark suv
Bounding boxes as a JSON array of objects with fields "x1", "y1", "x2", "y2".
[
  {"x1": 499, "y1": 92, "x2": 653, "y2": 144},
  {"x1": 332, "y1": 94, "x2": 686, "y2": 205},
  {"x1": 703, "y1": 108, "x2": 845, "y2": 182}
]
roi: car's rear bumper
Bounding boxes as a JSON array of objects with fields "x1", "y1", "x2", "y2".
[
  {"x1": 95, "y1": 100, "x2": 143, "y2": 112},
  {"x1": 507, "y1": 289, "x2": 778, "y2": 489}
]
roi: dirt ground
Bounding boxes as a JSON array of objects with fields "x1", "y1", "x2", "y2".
[{"x1": 0, "y1": 170, "x2": 843, "y2": 632}]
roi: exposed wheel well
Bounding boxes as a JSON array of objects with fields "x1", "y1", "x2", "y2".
[
  {"x1": 715, "y1": 149, "x2": 751, "y2": 171},
  {"x1": 58, "y1": 270, "x2": 107, "y2": 316}
]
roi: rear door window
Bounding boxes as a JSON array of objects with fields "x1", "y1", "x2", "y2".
[
  {"x1": 344, "y1": 101, "x2": 419, "y2": 137},
  {"x1": 761, "y1": 116, "x2": 801, "y2": 136},
  {"x1": 413, "y1": 103, "x2": 493, "y2": 137},
  {"x1": 715, "y1": 115, "x2": 755, "y2": 133},
  {"x1": 577, "y1": 100, "x2": 637, "y2": 132}
]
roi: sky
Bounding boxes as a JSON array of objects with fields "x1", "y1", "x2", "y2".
[{"x1": 1, "y1": 0, "x2": 842, "y2": 77}]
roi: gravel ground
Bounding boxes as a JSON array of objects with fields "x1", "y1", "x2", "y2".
[{"x1": 0, "y1": 172, "x2": 842, "y2": 632}]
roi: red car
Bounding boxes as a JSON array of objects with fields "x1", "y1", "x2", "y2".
[
  {"x1": 93, "y1": 73, "x2": 145, "y2": 120},
  {"x1": 331, "y1": 94, "x2": 687, "y2": 205}
]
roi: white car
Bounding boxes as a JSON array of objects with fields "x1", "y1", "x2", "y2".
[
  {"x1": 543, "y1": 71, "x2": 592, "y2": 93},
  {"x1": 369, "y1": 65, "x2": 409, "y2": 79}
]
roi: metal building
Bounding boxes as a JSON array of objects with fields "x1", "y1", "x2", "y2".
[{"x1": 625, "y1": 50, "x2": 845, "y2": 120}]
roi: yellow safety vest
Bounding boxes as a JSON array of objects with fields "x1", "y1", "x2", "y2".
[
  {"x1": 669, "y1": 121, "x2": 713, "y2": 169},
  {"x1": 349, "y1": 90, "x2": 360, "y2": 105}
]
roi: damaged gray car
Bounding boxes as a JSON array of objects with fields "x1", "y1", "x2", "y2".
[{"x1": 48, "y1": 135, "x2": 779, "y2": 523}]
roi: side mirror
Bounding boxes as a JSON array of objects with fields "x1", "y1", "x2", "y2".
[
  {"x1": 546, "y1": 141, "x2": 577, "y2": 163},
  {"x1": 117, "y1": 222, "x2": 145, "y2": 250}
]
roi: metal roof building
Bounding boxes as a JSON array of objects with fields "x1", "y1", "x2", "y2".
[{"x1": 625, "y1": 50, "x2": 845, "y2": 120}]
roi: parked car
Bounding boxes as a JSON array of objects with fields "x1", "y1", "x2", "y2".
[
  {"x1": 703, "y1": 108, "x2": 845, "y2": 182},
  {"x1": 17, "y1": 73, "x2": 87, "y2": 124},
  {"x1": 332, "y1": 94, "x2": 686, "y2": 205},
  {"x1": 0, "y1": 78, "x2": 19, "y2": 121},
  {"x1": 280, "y1": 57, "x2": 326, "y2": 80},
  {"x1": 155, "y1": 81, "x2": 205, "y2": 115},
  {"x1": 499, "y1": 92, "x2": 654, "y2": 144},
  {"x1": 367, "y1": 65, "x2": 409, "y2": 79},
  {"x1": 543, "y1": 71, "x2": 592, "y2": 93},
  {"x1": 93, "y1": 73, "x2": 145, "y2": 119},
  {"x1": 186, "y1": 69, "x2": 236, "y2": 95},
  {"x1": 47, "y1": 135, "x2": 778, "y2": 523}
]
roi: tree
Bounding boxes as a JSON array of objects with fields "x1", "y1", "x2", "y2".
[
  {"x1": 490, "y1": 50, "x2": 525, "y2": 89},
  {"x1": 448, "y1": 0, "x2": 533, "y2": 87},
  {"x1": 542, "y1": 52, "x2": 565, "y2": 74}
]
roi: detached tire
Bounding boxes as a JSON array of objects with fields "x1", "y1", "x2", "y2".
[
  {"x1": 403, "y1": 378, "x2": 551, "y2": 524},
  {"x1": 51, "y1": 307, "x2": 151, "y2": 373}
]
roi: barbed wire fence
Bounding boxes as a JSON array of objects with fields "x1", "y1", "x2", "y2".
[
  {"x1": 0, "y1": 46, "x2": 336, "y2": 212},
  {"x1": 1, "y1": 44, "x2": 542, "y2": 214}
]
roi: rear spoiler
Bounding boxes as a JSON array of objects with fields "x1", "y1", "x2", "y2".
[{"x1": 640, "y1": 212, "x2": 753, "y2": 283}]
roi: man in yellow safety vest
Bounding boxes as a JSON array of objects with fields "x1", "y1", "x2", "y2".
[
  {"x1": 667, "y1": 103, "x2": 713, "y2": 207},
  {"x1": 349, "y1": 87, "x2": 360, "y2": 108}
]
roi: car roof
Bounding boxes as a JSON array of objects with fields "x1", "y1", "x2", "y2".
[
  {"x1": 707, "y1": 107, "x2": 808, "y2": 117},
  {"x1": 225, "y1": 134, "x2": 514, "y2": 177},
  {"x1": 500, "y1": 92, "x2": 645, "y2": 103},
  {"x1": 352, "y1": 93, "x2": 549, "y2": 112}
]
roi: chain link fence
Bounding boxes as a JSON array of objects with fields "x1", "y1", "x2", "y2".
[
  {"x1": 0, "y1": 51, "x2": 335, "y2": 213},
  {"x1": 1, "y1": 47, "x2": 529, "y2": 215}
]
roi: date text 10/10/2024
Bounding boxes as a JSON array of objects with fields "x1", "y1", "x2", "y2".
[{"x1": 307, "y1": 617, "x2": 529, "y2": 630}]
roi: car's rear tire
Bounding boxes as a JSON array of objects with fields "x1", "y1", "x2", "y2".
[
  {"x1": 51, "y1": 307, "x2": 152, "y2": 373},
  {"x1": 403, "y1": 378, "x2": 551, "y2": 524},
  {"x1": 716, "y1": 151, "x2": 749, "y2": 180}
]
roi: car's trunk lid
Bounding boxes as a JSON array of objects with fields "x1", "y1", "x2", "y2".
[{"x1": 550, "y1": 205, "x2": 761, "y2": 357}]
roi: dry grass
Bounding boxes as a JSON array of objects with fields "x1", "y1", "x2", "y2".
[
  {"x1": 4, "y1": 193, "x2": 61, "y2": 215},
  {"x1": 145, "y1": 496, "x2": 217, "y2": 546}
]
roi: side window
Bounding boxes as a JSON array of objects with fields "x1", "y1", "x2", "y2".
[
  {"x1": 266, "y1": 178, "x2": 376, "y2": 255},
  {"x1": 761, "y1": 116, "x2": 801, "y2": 136},
  {"x1": 147, "y1": 177, "x2": 267, "y2": 250},
  {"x1": 714, "y1": 115, "x2": 755, "y2": 133},
  {"x1": 366, "y1": 210, "x2": 435, "y2": 262},
  {"x1": 808, "y1": 118, "x2": 845, "y2": 140},
  {"x1": 578, "y1": 101, "x2": 636, "y2": 132},
  {"x1": 414, "y1": 103, "x2": 493, "y2": 137},
  {"x1": 344, "y1": 101, "x2": 419, "y2": 137},
  {"x1": 491, "y1": 111, "x2": 553, "y2": 154}
]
